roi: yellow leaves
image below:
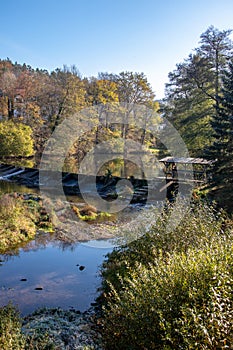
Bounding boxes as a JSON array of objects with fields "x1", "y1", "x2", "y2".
[
  {"x1": 0, "y1": 194, "x2": 37, "y2": 253},
  {"x1": 0, "y1": 120, "x2": 34, "y2": 157},
  {"x1": 87, "y1": 79, "x2": 119, "y2": 105}
]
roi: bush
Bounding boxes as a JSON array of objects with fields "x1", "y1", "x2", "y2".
[
  {"x1": 0, "y1": 303, "x2": 26, "y2": 350},
  {"x1": 0, "y1": 194, "x2": 37, "y2": 253},
  {"x1": 0, "y1": 304, "x2": 55, "y2": 350},
  {"x1": 0, "y1": 120, "x2": 34, "y2": 157},
  {"x1": 101, "y1": 203, "x2": 227, "y2": 295},
  {"x1": 100, "y1": 203, "x2": 233, "y2": 349},
  {"x1": 0, "y1": 194, "x2": 55, "y2": 253}
]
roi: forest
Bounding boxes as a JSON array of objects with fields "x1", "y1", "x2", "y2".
[
  {"x1": 0, "y1": 25, "x2": 232, "y2": 211},
  {"x1": 0, "y1": 26, "x2": 233, "y2": 349}
]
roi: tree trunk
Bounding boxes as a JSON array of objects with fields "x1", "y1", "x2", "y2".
[{"x1": 7, "y1": 96, "x2": 14, "y2": 119}]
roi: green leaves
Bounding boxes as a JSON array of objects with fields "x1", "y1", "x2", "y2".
[
  {"x1": 0, "y1": 303, "x2": 26, "y2": 350},
  {"x1": 100, "y1": 203, "x2": 233, "y2": 349},
  {"x1": 163, "y1": 26, "x2": 233, "y2": 156},
  {"x1": 206, "y1": 59, "x2": 233, "y2": 212}
]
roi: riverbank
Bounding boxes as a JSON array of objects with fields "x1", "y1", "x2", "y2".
[
  {"x1": 0, "y1": 302, "x2": 103, "y2": 350},
  {"x1": 1, "y1": 202, "x2": 232, "y2": 349},
  {"x1": 22, "y1": 306, "x2": 103, "y2": 350},
  {"x1": 99, "y1": 202, "x2": 233, "y2": 349},
  {"x1": 0, "y1": 192, "x2": 53, "y2": 254}
]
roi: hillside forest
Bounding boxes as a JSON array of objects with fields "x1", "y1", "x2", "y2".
[
  {"x1": 0, "y1": 25, "x2": 233, "y2": 350},
  {"x1": 0, "y1": 25, "x2": 232, "y2": 210}
]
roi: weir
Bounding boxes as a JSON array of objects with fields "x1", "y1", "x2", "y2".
[
  {"x1": 0, "y1": 157, "x2": 214, "y2": 204},
  {"x1": 0, "y1": 163, "x2": 165, "y2": 204}
]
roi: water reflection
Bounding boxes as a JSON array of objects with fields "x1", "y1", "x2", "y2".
[
  {"x1": 0, "y1": 163, "x2": 153, "y2": 315},
  {"x1": 0, "y1": 179, "x2": 39, "y2": 195},
  {"x1": 0, "y1": 236, "x2": 113, "y2": 315}
]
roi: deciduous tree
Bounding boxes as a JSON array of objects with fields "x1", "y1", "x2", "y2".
[{"x1": 0, "y1": 121, "x2": 34, "y2": 157}]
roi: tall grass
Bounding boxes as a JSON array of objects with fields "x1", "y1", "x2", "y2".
[
  {"x1": 0, "y1": 194, "x2": 37, "y2": 253},
  {"x1": 0, "y1": 193, "x2": 54, "y2": 253},
  {"x1": 100, "y1": 203, "x2": 233, "y2": 349},
  {"x1": 0, "y1": 303, "x2": 54, "y2": 350},
  {"x1": 0, "y1": 303, "x2": 26, "y2": 350}
]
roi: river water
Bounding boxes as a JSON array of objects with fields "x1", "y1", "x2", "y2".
[
  {"x1": 0, "y1": 163, "x2": 163, "y2": 315},
  {"x1": 0, "y1": 176, "x2": 114, "y2": 315},
  {"x1": 0, "y1": 238, "x2": 113, "y2": 315}
]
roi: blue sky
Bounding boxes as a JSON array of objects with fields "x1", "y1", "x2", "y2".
[{"x1": 1, "y1": 0, "x2": 233, "y2": 98}]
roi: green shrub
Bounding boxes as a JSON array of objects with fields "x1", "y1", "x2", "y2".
[
  {"x1": 101, "y1": 203, "x2": 227, "y2": 296},
  {"x1": 100, "y1": 203, "x2": 233, "y2": 349},
  {"x1": 0, "y1": 303, "x2": 26, "y2": 350},
  {"x1": 0, "y1": 194, "x2": 55, "y2": 253},
  {"x1": 0, "y1": 304, "x2": 56, "y2": 350}
]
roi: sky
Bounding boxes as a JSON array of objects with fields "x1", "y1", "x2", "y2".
[{"x1": 1, "y1": 0, "x2": 233, "y2": 99}]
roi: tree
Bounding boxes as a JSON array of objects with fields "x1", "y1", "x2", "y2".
[
  {"x1": 0, "y1": 71, "x2": 16, "y2": 119},
  {"x1": 50, "y1": 65, "x2": 87, "y2": 132},
  {"x1": 0, "y1": 60, "x2": 161, "y2": 170},
  {"x1": 116, "y1": 71, "x2": 155, "y2": 106},
  {"x1": 164, "y1": 54, "x2": 215, "y2": 155},
  {"x1": 206, "y1": 60, "x2": 233, "y2": 211},
  {"x1": 86, "y1": 78, "x2": 119, "y2": 106},
  {"x1": 14, "y1": 70, "x2": 43, "y2": 129},
  {"x1": 96, "y1": 71, "x2": 156, "y2": 108},
  {"x1": 103, "y1": 72, "x2": 157, "y2": 176},
  {"x1": 163, "y1": 26, "x2": 233, "y2": 156},
  {"x1": 198, "y1": 25, "x2": 233, "y2": 104},
  {"x1": 0, "y1": 121, "x2": 34, "y2": 157},
  {"x1": 112, "y1": 71, "x2": 156, "y2": 138},
  {"x1": 0, "y1": 59, "x2": 15, "y2": 119},
  {"x1": 0, "y1": 59, "x2": 44, "y2": 129}
]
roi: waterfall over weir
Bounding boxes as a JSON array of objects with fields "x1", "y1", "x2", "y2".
[{"x1": 0, "y1": 163, "x2": 167, "y2": 204}]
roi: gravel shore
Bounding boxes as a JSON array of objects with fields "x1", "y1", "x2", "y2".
[{"x1": 22, "y1": 306, "x2": 103, "y2": 349}]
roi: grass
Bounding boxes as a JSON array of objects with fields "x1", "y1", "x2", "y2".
[
  {"x1": 99, "y1": 202, "x2": 233, "y2": 349},
  {"x1": 1, "y1": 194, "x2": 232, "y2": 349},
  {"x1": 0, "y1": 303, "x2": 26, "y2": 350},
  {"x1": 0, "y1": 194, "x2": 37, "y2": 253},
  {"x1": 0, "y1": 193, "x2": 54, "y2": 253},
  {"x1": 0, "y1": 303, "x2": 55, "y2": 350},
  {"x1": 72, "y1": 204, "x2": 113, "y2": 222}
]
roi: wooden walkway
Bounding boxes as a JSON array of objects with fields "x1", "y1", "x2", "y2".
[{"x1": 159, "y1": 156, "x2": 215, "y2": 185}]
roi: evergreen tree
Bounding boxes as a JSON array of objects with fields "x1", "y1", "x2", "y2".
[
  {"x1": 198, "y1": 26, "x2": 233, "y2": 104},
  {"x1": 163, "y1": 26, "x2": 233, "y2": 156},
  {"x1": 207, "y1": 60, "x2": 233, "y2": 211}
]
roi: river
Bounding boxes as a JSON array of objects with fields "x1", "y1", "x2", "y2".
[
  {"x1": 0, "y1": 163, "x2": 164, "y2": 315},
  {"x1": 0, "y1": 237, "x2": 113, "y2": 315},
  {"x1": 0, "y1": 175, "x2": 114, "y2": 315}
]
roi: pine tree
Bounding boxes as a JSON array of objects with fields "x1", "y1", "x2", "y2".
[
  {"x1": 164, "y1": 26, "x2": 233, "y2": 156},
  {"x1": 207, "y1": 60, "x2": 233, "y2": 211}
]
